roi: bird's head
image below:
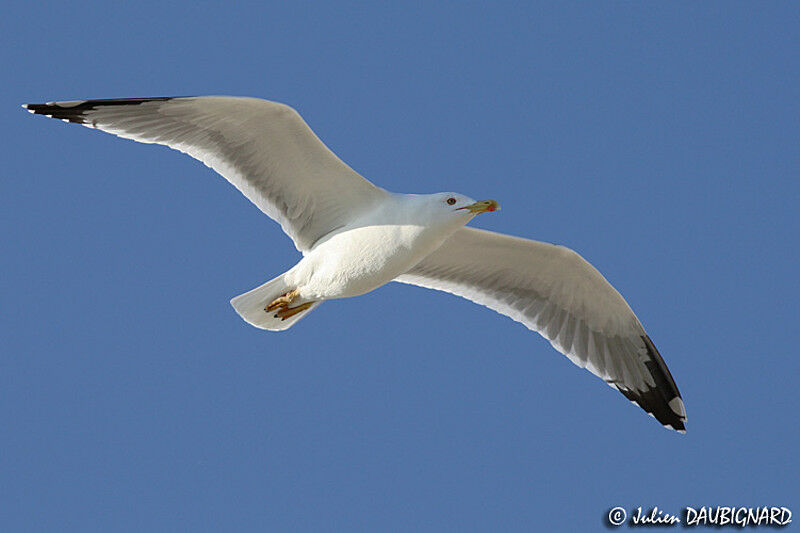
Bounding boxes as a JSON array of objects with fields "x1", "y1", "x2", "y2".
[
  {"x1": 397, "y1": 192, "x2": 500, "y2": 229},
  {"x1": 434, "y1": 193, "x2": 500, "y2": 218}
]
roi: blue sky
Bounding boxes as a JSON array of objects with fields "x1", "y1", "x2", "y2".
[{"x1": 2, "y1": 2, "x2": 798, "y2": 531}]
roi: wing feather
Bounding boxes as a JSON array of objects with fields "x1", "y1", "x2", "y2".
[
  {"x1": 24, "y1": 96, "x2": 388, "y2": 251},
  {"x1": 396, "y1": 227, "x2": 686, "y2": 432}
]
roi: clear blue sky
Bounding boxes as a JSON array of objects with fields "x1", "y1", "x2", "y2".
[{"x1": 2, "y1": 2, "x2": 798, "y2": 531}]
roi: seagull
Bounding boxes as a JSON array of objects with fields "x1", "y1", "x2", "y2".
[{"x1": 24, "y1": 96, "x2": 686, "y2": 432}]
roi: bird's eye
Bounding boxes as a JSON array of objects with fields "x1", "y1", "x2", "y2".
[{"x1": 446, "y1": 197, "x2": 457, "y2": 205}]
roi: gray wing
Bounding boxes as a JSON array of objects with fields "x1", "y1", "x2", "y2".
[
  {"x1": 396, "y1": 227, "x2": 686, "y2": 432},
  {"x1": 24, "y1": 96, "x2": 388, "y2": 251}
]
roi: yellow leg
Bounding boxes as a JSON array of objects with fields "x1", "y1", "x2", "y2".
[
  {"x1": 265, "y1": 289, "x2": 300, "y2": 312},
  {"x1": 274, "y1": 301, "x2": 314, "y2": 321}
]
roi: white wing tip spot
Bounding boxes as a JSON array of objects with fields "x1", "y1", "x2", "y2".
[
  {"x1": 665, "y1": 423, "x2": 687, "y2": 434},
  {"x1": 668, "y1": 397, "x2": 686, "y2": 418}
]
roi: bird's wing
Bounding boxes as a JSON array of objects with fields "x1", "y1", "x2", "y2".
[
  {"x1": 395, "y1": 227, "x2": 686, "y2": 432},
  {"x1": 24, "y1": 96, "x2": 388, "y2": 251}
]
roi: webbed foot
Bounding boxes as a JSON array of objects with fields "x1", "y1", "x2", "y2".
[{"x1": 265, "y1": 289, "x2": 300, "y2": 312}]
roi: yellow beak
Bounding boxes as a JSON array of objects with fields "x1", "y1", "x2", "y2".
[{"x1": 456, "y1": 199, "x2": 500, "y2": 214}]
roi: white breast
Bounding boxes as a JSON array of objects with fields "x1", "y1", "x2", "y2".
[{"x1": 287, "y1": 222, "x2": 456, "y2": 300}]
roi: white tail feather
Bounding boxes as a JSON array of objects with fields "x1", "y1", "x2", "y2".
[{"x1": 230, "y1": 273, "x2": 320, "y2": 331}]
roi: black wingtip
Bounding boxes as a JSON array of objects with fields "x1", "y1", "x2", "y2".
[
  {"x1": 617, "y1": 335, "x2": 687, "y2": 433},
  {"x1": 619, "y1": 386, "x2": 687, "y2": 433},
  {"x1": 22, "y1": 97, "x2": 182, "y2": 124}
]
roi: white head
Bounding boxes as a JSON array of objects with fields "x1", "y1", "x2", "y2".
[
  {"x1": 385, "y1": 192, "x2": 500, "y2": 229},
  {"x1": 423, "y1": 192, "x2": 501, "y2": 225}
]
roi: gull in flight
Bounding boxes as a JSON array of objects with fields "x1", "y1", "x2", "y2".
[{"x1": 24, "y1": 96, "x2": 686, "y2": 432}]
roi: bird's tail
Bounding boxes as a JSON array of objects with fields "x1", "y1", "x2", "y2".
[{"x1": 230, "y1": 273, "x2": 321, "y2": 331}]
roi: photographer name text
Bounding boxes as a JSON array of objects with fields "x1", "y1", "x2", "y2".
[{"x1": 607, "y1": 506, "x2": 791, "y2": 528}]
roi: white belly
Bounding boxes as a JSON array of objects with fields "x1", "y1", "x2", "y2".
[{"x1": 286, "y1": 223, "x2": 451, "y2": 300}]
